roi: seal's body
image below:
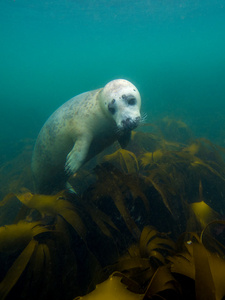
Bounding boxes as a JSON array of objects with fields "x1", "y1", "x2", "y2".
[{"x1": 32, "y1": 79, "x2": 141, "y2": 194}]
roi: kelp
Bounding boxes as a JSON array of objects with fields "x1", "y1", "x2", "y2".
[
  {"x1": 0, "y1": 221, "x2": 48, "y2": 253},
  {"x1": 0, "y1": 196, "x2": 84, "y2": 300},
  {"x1": 189, "y1": 200, "x2": 221, "y2": 231},
  {"x1": 78, "y1": 223, "x2": 225, "y2": 300},
  {"x1": 84, "y1": 204, "x2": 119, "y2": 238},
  {"x1": 143, "y1": 266, "x2": 180, "y2": 300},
  {"x1": 1, "y1": 119, "x2": 225, "y2": 299},
  {"x1": 0, "y1": 191, "x2": 94, "y2": 299},
  {"x1": 75, "y1": 228, "x2": 179, "y2": 300},
  {"x1": 1, "y1": 190, "x2": 86, "y2": 241},
  {"x1": 104, "y1": 226, "x2": 176, "y2": 291},
  {"x1": 74, "y1": 272, "x2": 144, "y2": 300},
  {"x1": 126, "y1": 131, "x2": 163, "y2": 157},
  {"x1": 139, "y1": 226, "x2": 175, "y2": 263},
  {"x1": 103, "y1": 149, "x2": 139, "y2": 174},
  {"x1": 154, "y1": 117, "x2": 193, "y2": 144},
  {"x1": 139, "y1": 150, "x2": 164, "y2": 168},
  {"x1": 76, "y1": 226, "x2": 180, "y2": 300},
  {"x1": 133, "y1": 135, "x2": 225, "y2": 225},
  {"x1": 168, "y1": 226, "x2": 225, "y2": 300},
  {"x1": 0, "y1": 239, "x2": 38, "y2": 300},
  {"x1": 0, "y1": 221, "x2": 74, "y2": 300},
  {"x1": 88, "y1": 163, "x2": 149, "y2": 240},
  {"x1": 74, "y1": 268, "x2": 180, "y2": 300}
]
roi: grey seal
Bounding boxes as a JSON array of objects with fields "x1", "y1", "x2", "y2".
[{"x1": 31, "y1": 79, "x2": 141, "y2": 194}]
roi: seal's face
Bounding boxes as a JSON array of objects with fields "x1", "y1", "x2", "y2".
[{"x1": 100, "y1": 79, "x2": 141, "y2": 131}]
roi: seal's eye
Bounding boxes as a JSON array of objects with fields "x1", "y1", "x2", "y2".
[
  {"x1": 108, "y1": 106, "x2": 115, "y2": 114},
  {"x1": 127, "y1": 97, "x2": 136, "y2": 105},
  {"x1": 122, "y1": 94, "x2": 136, "y2": 106}
]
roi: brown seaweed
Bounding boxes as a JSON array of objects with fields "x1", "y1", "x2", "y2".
[{"x1": 1, "y1": 119, "x2": 225, "y2": 299}]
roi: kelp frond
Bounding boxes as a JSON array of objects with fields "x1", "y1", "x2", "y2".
[
  {"x1": 103, "y1": 149, "x2": 139, "y2": 174},
  {"x1": 1, "y1": 190, "x2": 86, "y2": 241},
  {"x1": 74, "y1": 272, "x2": 144, "y2": 300},
  {"x1": 139, "y1": 226, "x2": 175, "y2": 263},
  {"x1": 107, "y1": 226, "x2": 176, "y2": 289},
  {"x1": 168, "y1": 225, "x2": 225, "y2": 300},
  {"x1": 0, "y1": 220, "x2": 48, "y2": 253},
  {"x1": 90, "y1": 163, "x2": 149, "y2": 240}
]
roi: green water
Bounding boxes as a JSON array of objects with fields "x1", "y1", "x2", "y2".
[{"x1": 1, "y1": 0, "x2": 225, "y2": 160}]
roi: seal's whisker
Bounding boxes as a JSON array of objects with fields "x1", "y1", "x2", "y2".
[{"x1": 140, "y1": 112, "x2": 148, "y2": 124}]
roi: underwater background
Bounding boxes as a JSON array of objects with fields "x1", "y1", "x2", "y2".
[
  {"x1": 1, "y1": 0, "x2": 225, "y2": 164},
  {"x1": 1, "y1": 1, "x2": 225, "y2": 300}
]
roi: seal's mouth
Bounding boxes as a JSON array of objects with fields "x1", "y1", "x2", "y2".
[{"x1": 121, "y1": 116, "x2": 140, "y2": 131}]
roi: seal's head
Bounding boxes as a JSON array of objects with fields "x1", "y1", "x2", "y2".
[{"x1": 99, "y1": 79, "x2": 141, "y2": 131}]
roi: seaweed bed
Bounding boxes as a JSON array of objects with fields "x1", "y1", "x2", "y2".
[{"x1": 1, "y1": 118, "x2": 225, "y2": 300}]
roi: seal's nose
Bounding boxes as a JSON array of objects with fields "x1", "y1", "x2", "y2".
[
  {"x1": 121, "y1": 117, "x2": 140, "y2": 130},
  {"x1": 135, "y1": 116, "x2": 141, "y2": 123}
]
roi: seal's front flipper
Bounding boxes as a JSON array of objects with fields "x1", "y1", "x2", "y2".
[
  {"x1": 65, "y1": 137, "x2": 91, "y2": 175},
  {"x1": 118, "y1": 131, "x2": 131, "y2": 148}
]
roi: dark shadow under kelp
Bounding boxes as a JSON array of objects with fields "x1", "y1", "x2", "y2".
[{"x1": 1, "y1": 119, "x2": 225, "y2": 299}]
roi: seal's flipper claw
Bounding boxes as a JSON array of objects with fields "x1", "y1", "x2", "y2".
[{"x1": 65, "y1": 137, "x2": 91, "y2": 175}]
